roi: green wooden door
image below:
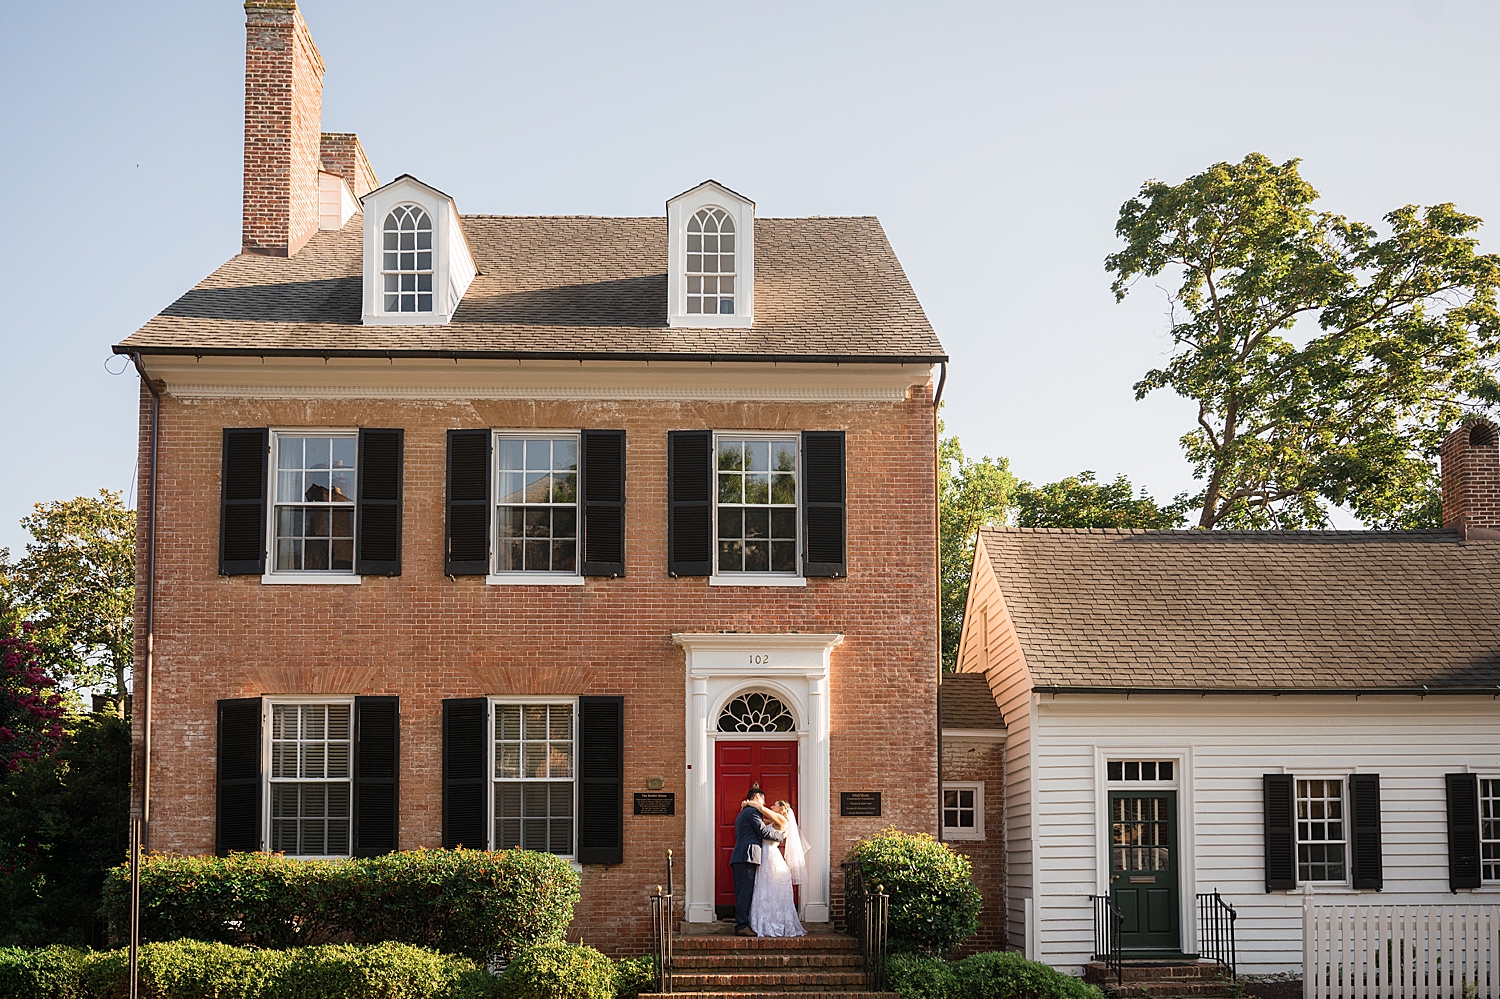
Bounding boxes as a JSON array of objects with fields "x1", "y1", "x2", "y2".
[{"x1": 1109, "y1": 791, "x2": 1180, "y2": 953}]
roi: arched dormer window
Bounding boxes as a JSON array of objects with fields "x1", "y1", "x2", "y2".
[
  {"x1": 687, "y1": 207, "x2": 736, "y2": 316},
  {"x1": 382, "y1": 204, "x2": 433, "y2": 313}
]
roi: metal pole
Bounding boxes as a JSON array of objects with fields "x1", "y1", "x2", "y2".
[{"x1": 128, "y1": 815, "x2": 140, "y2": 999}]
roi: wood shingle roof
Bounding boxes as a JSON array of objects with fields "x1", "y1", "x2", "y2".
[{"x1": 980, "y1": 526, "x2": 1500, "y2": 692}]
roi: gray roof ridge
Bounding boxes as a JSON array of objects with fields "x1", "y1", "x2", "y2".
[{"x1": 981, "y1": 525, "x2": 1463, "y2": 539}]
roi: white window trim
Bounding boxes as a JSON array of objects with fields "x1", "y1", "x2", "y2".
[
  {"x1": 489, "y1": 429, "x2": 583, "y2": 580},
  {"x1": 711, "y1": 431, "x2": 803, "y2": 584},
  {"x1": 489, "y1": 694, "x2": 580, "y2": 862},
  {"x1": 1294, "y1": 774, "x2": 1351, "y2": 886},
  {"x1": 265, "y1": 429, "x2": 360, "y2": 582},
  {"x1": 262, "y1": 695, "x2": 356, "y2": 861},
  {"x1": 942, "y1": 781, "x2": 985, "y2": 841},
  {"x1": 1480, "y1": 775, "x2": 1500, "y2": 885}
]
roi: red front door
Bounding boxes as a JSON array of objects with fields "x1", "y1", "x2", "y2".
[{"x1": 715, "y1": 740, "x2": 798, "y2": 912}]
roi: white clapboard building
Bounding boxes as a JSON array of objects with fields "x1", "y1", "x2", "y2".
[{"x1": 953, "y1": 420, "x2": 1500, "y2": 976}]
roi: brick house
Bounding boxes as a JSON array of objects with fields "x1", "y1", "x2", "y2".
[
  {"x1": 952, "y1": 420, "x2": 1500, "y2": 975},
  {"x1": 116, "y1": 1, "x2": 946, "y2": 952}
]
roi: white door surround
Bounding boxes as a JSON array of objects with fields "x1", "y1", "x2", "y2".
[{"x1": 674, "y1": 632, "x2": 843, "y2": 924}]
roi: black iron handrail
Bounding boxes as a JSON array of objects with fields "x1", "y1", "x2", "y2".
[
  {"x1": 841, "y1": 860, "x2": 889, "y2": 992},
  {"x1": 1090, "y1": 894, "x2": 1123, "y2": 986},
  {"x1": 650, "y1": 850, "x2": 675, "y2": 994},
  {"x1": 1196, "y1": 890, "x2": 1236, "y2": 981}
]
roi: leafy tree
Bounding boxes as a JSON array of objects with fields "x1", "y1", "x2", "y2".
[
  {"x1": 1108, "y1": 153, "x2": 1500, "y2": 529},
  {"x1": 1013, "y1": 471, "x2": 1189, "y2": 528},
  {"x1": 11, "y1": 492, "x2": 134, "y2": 702},
  {"x1": 0, "y1": 624, "x2": 65, "y2": 773},
  {"x1": 0, "y1": 711, "x2": 130, "y2": 946},
  {"x1": 938, "y1": 428, "x2": 1015, "y2": 671}
]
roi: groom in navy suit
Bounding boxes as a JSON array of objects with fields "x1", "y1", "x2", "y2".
[{"x1": 729, "y1": 784, "x2": 782, "y2": 936}]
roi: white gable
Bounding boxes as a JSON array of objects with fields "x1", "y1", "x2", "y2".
[
  {"x1": 360, "y1": 174, "x2": 477, "y2": 326},
  {"x1": 666, "y1": 179, "x2": 755, "y2": 329}
]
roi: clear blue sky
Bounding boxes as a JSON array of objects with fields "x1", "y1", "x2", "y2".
[{"x1": 3, "y1": 1, "x2": 1498, "y2": 553}]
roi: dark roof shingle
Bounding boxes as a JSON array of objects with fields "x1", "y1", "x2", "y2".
[
  {"x1": 980, "y1": 527, "x2": 1500, "y2": 691},
  {"x1": 113, "y1": 215, "x2": 944, "y2": 361},
  {"x1": 940, "y1": 674, "x2": 1006, "y2": 730}
]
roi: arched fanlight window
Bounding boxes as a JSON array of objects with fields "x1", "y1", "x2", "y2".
[
  {"x1": 687, "y1": 207, "x2": 735, "y2": 316},
  {"x1": 717, "y1": 691, "x2": 795, "y2": 733},
  {"x1": 382, "y1": 205, "x2": 433, "y2": 313}
]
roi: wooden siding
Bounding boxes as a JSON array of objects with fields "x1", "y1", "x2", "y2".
[
  {"x1": 956, "y1": 533, "x2": 1035, "y2": 950},
  {"x1": 1031, "y1": 694, "x2": 1500, "y2": 975}
]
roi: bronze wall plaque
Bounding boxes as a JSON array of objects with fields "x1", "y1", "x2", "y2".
[
  {"x1": 633, "y1": 792, "x2": 675, "y2": 816},
  {"x1": 840, "y1": 791, "x2": 882, "y2": 817}
]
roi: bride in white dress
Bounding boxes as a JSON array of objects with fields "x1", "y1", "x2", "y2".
[{"x1": 744, "y1": 798, "x2": 807, "y2": 937}]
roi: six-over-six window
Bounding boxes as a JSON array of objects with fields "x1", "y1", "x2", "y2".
[
  {"x1": 495, "y1": 434, "x2": 579, "y2": 576},
  {"x1": 1296, "y1": 778, "x2": 1347, "y2": 883},
  {"x1": 1483, "y1": 778, "x2": 1500, "y2": 883},
  {"x1": 494, "y1": 700, "x2": 576, "y2": 857},
  {"x1": 717, "y1": 436, "x2": 798, "y2": 575},
  {"x1": 268, "y1": 701, "x2": 352, "y2": 857},
  {"x1": 272, "y1": 433, "x2": 356, "y2": 574}
]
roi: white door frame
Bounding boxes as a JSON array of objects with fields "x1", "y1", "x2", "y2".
[{"x1": 674, "y1": 632, "x2": 843, "y2": 924}]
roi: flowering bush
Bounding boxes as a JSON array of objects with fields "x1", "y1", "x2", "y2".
[{"x1": 0, "y1": 624, "x2": 63, "y2": 774}]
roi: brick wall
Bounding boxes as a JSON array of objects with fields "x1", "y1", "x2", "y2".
[
  {"x1": 942, "y1": 738, "x2": 1006, "y2": 955},
  {"x1": 132, "y1": 387, "x2": 939, "y2": 955},
  {"x1": 242, "y1": 1, "x2": 324, "y2": 256},
  {"x1": 319, "y1": 132, "x2": 378, "y2": 198},
  {"x1": 1441, "y1": 418, "x2": 1500, "y2": 537}
]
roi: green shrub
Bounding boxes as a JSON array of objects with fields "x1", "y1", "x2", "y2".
[
  {"x1": 887, "y1": 952, "x2": 958, "y2": 999},
  {"x1": 0, "y1": 940, "x2": 499, "y2": 999},
  {"x1": 0, "y1": 945, "x2": 88, "y2": 999},
  {"x1": 101, "y1": 848, "x2": 579, "y2": 962},
  {"x1": 846, "y1": 828, "x2": 982, "y2": 956},
  {"x1": 499, "y1": 942, "x2": 616, "y2": 999},
  {"x1": 0, "y1": 712, "x2": 131, "y2": 946},
  {"x1": 613, "y1": 955, "x2": 654, "y2": 998},
  {"x1": 952, "y1": 951, "x2": 1104, "y2": 999}
]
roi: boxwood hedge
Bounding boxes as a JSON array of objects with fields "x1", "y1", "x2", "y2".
[
  {"x1": 887, "y1": 951, "x2": 1105, "y2": 999},
  {"x1": 845, "y1": 828, "x2": 982, "y2": 956},
  {"x1": 100, "y1": 849, "x2": 579, "y2": 962}
]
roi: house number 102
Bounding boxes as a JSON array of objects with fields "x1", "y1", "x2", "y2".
[{"x1": 748, "y1": 653, "x2": 771, "y2": 665}]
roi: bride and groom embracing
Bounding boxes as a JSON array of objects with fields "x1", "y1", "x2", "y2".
[{"x1": 729, "y1": 783, "x2": 808, "y2": 938}]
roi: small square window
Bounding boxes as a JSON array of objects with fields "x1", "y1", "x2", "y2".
[{"x1": 942, "y1": 783, "x2": 984, "y2": 840}]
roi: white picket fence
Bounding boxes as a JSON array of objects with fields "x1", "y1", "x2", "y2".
[{"x1": 1303, "y1": 897, "x2": 1499, "y2": 999}]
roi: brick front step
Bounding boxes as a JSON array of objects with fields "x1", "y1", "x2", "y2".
[
  {"x1": 671, "y1": 971, "x2": 869, "y2": 990},
  {"x1": 1084, "y1": 961, "x2": 1231, "y2": 984},
  {"x1": 658, "y1": 993, "x2": 898, "y2": 999},
  {"x1": 1107, "y1": 985, "x2": 1240, "y2": 999},
  {"x1": 674, "y1": 952, "x2": 865, "y2": 970},
  {"x1": 675, "y1": 934, "x2": 860, "y2": 952}
]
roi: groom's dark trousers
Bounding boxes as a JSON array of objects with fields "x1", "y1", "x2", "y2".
[{"x1": 729, "y1": 805, "x2": 778, "y2": 930}]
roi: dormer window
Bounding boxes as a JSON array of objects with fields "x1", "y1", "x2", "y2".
[
  {"x1": 687, "y1": 208, "x2": 736, "y2": 316},
  {"x1": 667, "y1": 180, "x2": 754, "y2": 328},
  {"x1": 382, "y1": 205, "x2": 433, "y2": 313},
  {"x1": 361, "y1": 174, "x2": 476, "y2": 326}
]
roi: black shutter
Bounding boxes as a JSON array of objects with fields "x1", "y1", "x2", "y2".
[
  {"x1": 219, "y1": 429, "x2": 269, "y2": 575},
  {"x1": 1446, "y1": 773, "x2": 1483, "y2": 890},
  {"x1": 352, "y1": 696, "x2": 399, "y2": 857},
  {"x1": 446, "y1": 430, "x2": 490, "y2": 576},
  {"x1": 577, "y1": 695, "x2": 624, "y2": 865},
  {"x1": 1349, "y1": 774, "x2": 1383, "y2": 891},
  {"x1": 216, "y1": 697, "x2": 262, "y2": 856},
  {"x1": 1263, "y1": 774, "x2": 1296, "y2": 891},
  {"x1": 442, "y1": 698, "x2": 488, "y2": 849},
  {"x1": 667, "y1": 431, "x2": 712, "y2": 576},
  {"x1": 802, "y1": 430, "x2": 847, "y2": 577},
  {"x1": 356, "y1": 429, "x2": 403, "y2": 576},
  {"x1": 580, "y1": 430, "x2": 626, "y2": 577}
]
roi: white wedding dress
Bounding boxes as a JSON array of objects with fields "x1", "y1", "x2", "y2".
[{"x1": 749, "y1": 808, "x2": 807, "y2": 937}]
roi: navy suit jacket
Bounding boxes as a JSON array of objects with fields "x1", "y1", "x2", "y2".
[{"x1": 730, "y1": 805, "x2": 781, "y2": 865}]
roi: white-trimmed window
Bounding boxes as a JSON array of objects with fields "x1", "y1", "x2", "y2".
[
  {"x1": 1482, "y1": 778, "x2": 1500, "y2": 882},
  {"x1": 1108, "y1": 760, "x2": 1174, "y2": 782},
  {"x1": 381, "y1": 204, "x2": 433, "y2": 313},
  {"x1": 494, "y1": 433, "x2": 579, "y2": 576},
  {"x1": 267, "y1": 701, "x2": 352, "y2": 857},
  {"x1": 272, "y1": 432, "x2": 356, "y2": 574},
  {"x1": 1297, "y1": 778, "x2": 1347, "y2": 883},
  {"x1": 716, "y1": 435, "x2": 799, "y2": 575},
  {"x1": 942, "y1": 782, "x2": 985, "y2": 841},
  {"x1": 493, "y1": 700, "x2": 576, "y2": 857},
  {"x1": 687, "y1": 207, "x2": 736, "y2": 316}
]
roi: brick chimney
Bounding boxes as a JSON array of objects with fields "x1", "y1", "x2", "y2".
[
  {"x1": 319, "y1": 132, "x2": 378, "y2": 199},
  {"x1": 1440, "y1": 417, "x2": 1500, "y2": 539},
  {"x1": 242, "y1": 1, "x2": 325, "y2": 256}
]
